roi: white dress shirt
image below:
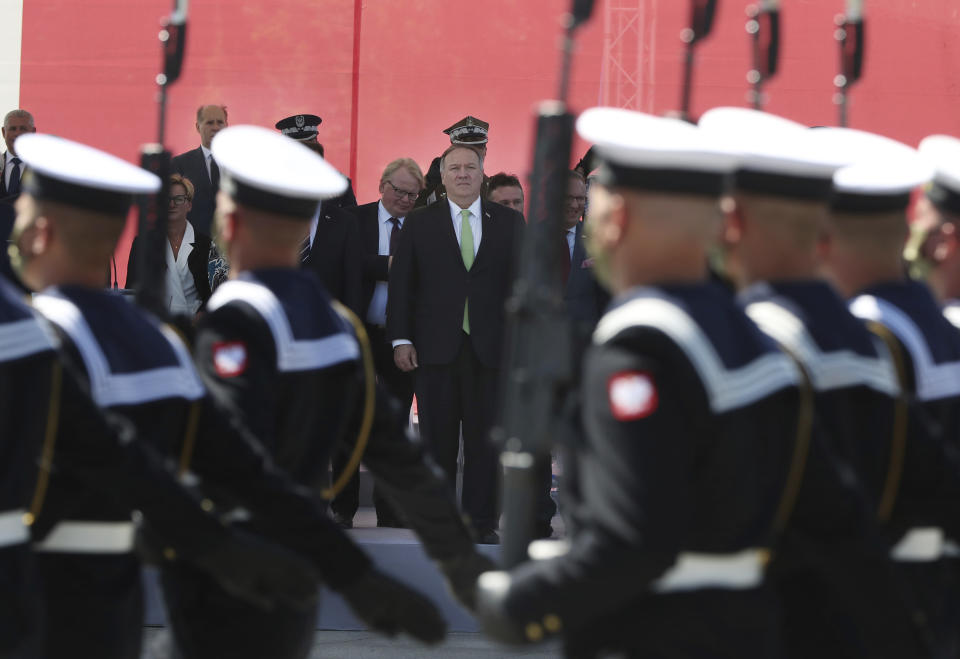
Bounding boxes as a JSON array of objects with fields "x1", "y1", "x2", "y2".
[
  {"x1": 565, "y1": 226, "x2": 576, "y2": 261},
  {"x1": 165, "y1": 221, "x2": 200, "y2": 315},
  {"x1": 366, "y1": 201, "x2": 404, "y2": 326},
  {"x1": 200, "y1": 144, "x2": 214, "y2": 182}
]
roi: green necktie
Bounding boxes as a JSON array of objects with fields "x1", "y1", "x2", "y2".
[{"x1": 460, "y1": 208, "x2": 474, "y2": 333}]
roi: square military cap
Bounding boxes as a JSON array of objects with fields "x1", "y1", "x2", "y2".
[
  {"x1": 918, "y1": 135, "x2": 960, "y2": 215},
  {"x1": 699, "y1": 107, "x2": 851, "y2": 201},
  {"x1": 814, "y1": 127, "x2": 933, "y2": 213},
  {"x1": 275, "y1": 114, "x2": 322, "y2": 141},
  {"x1": 444, "y1": 115, "x2": 489, "y2": 145},
  {"x1": 212, "y1": 125, "x2": 348, "y2": 219},
  {"x1": 576, "y1": 106, "x2": 739, "y2": 197},
  {"x1": 14, "y1": 133, "x2": 160, "y2": 215}
]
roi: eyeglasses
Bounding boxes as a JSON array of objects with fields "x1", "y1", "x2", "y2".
[
  {"x1": 169, "y1": 195, "x2": 190, "y2": 206},
  {"x1": 385, "y1": 181, "x2": 419, "y2": 201},
  {"x1": 566, "y1": 195, "x2": 587, "y2": 205}
]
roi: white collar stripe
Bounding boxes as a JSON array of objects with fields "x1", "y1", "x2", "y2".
[
  {"x1": 945, "y1": 302, "x2": 960, "y2": 331},
  {"x1": 594, "y1": 296, "x2": 799, "y2": 413},
  {"x1": 0, "y1": 317, "x2": 55, "y2": 362},
  {"x1": 850, "y1": 295, "x2": 960, "y2": 401},
  {"x1": 207, "y1": 279, "x2": 359, "y2": 372},
  {"x1": 746, "y1": 301, "x2": 899, "y2": 396},
  {"x1": 33, "y1": 291, "x2": 204, "y2": 406}
]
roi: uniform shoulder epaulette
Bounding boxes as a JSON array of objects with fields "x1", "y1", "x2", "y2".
[
  {"x1": 207, "y1": 277, "x2": 359, "y2": 373},
  {"x1": 33, "y1": 290, "x2": 204, "y2": 406},
  {"x1": 850, "y1": 294, "x2": 960, "y2": 402},
  {"x1": 594, "y1": 291, "x2": 799, "y2": 413},
  {"x1": 746, "y1": 299, "x2": 899, "y2": 396}
]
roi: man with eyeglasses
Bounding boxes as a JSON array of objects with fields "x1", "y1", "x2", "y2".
[
  {"x1": 330, "y1": 158, "x2": 425, "y2": 529},
  {"x1": 127, "y1": 174, "x2": 221, "y2": 317}
]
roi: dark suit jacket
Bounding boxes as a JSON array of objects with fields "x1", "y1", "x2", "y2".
[
  {"x1": 302, "y1": 203, "x2": 364, "y2": 316},
  {"x1": 387, "y1": 198, "x2": 524, "y2": 368},
  {"x1": 171, "y1": 147, "x2": 216, "y2": 235},
  {"x1": 564, "y1": 221, "x2": 609, "y2": 329},
  {"x1": 125, "y1": 230, "x2": 214, "y2": 307},
  {"x1": 355, "y1": 200, "x2": 388, "y2": 318}
]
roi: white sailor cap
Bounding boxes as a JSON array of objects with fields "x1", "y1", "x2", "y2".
[
  {"x1": 14, "y1": 133, "x2": 160, "y2": 216},
  {"x1": 918, "y1": 135, "x2": 960, "y2": 215},
  {"x1": 576, "y1": 107, "x2": 738, "y2": 197},
  {"x1": 698, "y1": 107, "x2": 849, "y2": 201},
  {"x1": 211, "y1": 125, "x2": 348, "y2": 219},
  {"x1": 814, "y1": 127, "x2": 933, "y2": 213}
]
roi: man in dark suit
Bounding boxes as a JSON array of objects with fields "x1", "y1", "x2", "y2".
[
  {"x1": 388, "y1": 145, "x2": 524, "y2": 543},
  {"x1": 333, "y1": 157, "x2": 424, "y2": 528},
  {"x1": 563, "y1": 170, "x2": 609, "y2": 341},
  {"x1": 0, "y1": 109, "x2": 35, "y2": 285},
  {"x1": 170, "y1": 104, "x2": 227, "y2": 235}
]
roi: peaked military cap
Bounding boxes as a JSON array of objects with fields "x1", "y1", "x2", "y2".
[
  {"x1": 814, "y1": 127, "x2": 933, "y2": 213},
  {"x1": 212, "y1": 125, "x2": 348, "y2": 219},
  {"x1": 699, "y1": 107, "x2": 850, "y2": 201},
  {"x1": 918, "y1": 135, "x2": 960, "y2": 215},
  {"x1": 576, "y1": 106, "x2": 738, "y2": 197},
  {"x1": 275, "y1": 114, "x2": 322, "y2": 142},
  {"x1": 444, "y1": 115, "x2": 489, "y2": 145},
  {"x1": 15, "y1": 133, "x2": 160, "y2": 216}
]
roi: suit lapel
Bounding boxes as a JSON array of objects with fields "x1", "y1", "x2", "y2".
[
  {"x1": 473, "y1": 201, "x2": 496, "y2": 267},
  {"x1": 193, "y1": 147, "x2": 212, "y2": 195},
  {"x1": 362, "y1": 204, "x2": 380, "y2": 255},
  {"x1": 571, "y1": 221, "x2": 586, "y2": 269},
  {"x1": 433, "y1": 201, "x2": 462, "y2": 265}
]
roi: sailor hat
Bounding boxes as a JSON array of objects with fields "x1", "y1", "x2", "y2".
[
  {"x1": 576, "y1": 106, "x2": 738, "y2": 197},
  {"x1": 444, "y1": 115, "x2": 489, "y2": 145},
  {"x1": 15, "y1": 133, "x2": 160, "y2": 215},
  {"x1": 211, "y1": 125, "x2": 348, "y2": 218},
  {"x1": 699, "y1": 107, "x2": 850, "y2": 200},
  {"x1": 816, "y1": 127, "x2": 933, "y2": 213},
  {"x1": 918, "y1": 135, "x2": 960, "y2": 215},
  {"x1": 275, "y1": 114, "x2": 322, "y2": 142}
]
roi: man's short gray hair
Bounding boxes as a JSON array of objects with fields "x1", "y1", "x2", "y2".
[{"x1": 4, "y1": 109, "x2": 34, "y2": 128}]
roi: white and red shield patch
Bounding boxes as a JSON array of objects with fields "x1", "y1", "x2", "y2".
[
  {"x1": 607, "y1": 371, "x2": 658, "y2": 421},
  {"x1": 212, "y1": 341, "x2": 248, "y2": 378}
]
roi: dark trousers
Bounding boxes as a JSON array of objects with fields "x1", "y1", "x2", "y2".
[
  {"x1": 330, "y1": 324, "x2": 414, "y2": 523},
  {"x1": 36, "y1": 553, "x2": 143, "y2": 659},
  {"x1": 0, "y1": 544, "x2": 42, "y2": 659},
  {"x1": 161, "y1": 564, "x2": 317, "y2": 659},
  {"x1": 415, "y1": 332, "x2": 500, "y2": 531}
]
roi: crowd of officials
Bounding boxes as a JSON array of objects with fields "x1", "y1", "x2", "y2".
[{"x1": 3, "y1": 96, "x2": 960, "y2": 659}]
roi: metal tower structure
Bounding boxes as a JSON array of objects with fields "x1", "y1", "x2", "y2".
[{"x1": 600, "y1": 0, "x2": 656, "y2": 112}]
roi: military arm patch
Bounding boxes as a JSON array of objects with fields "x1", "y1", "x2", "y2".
[
  {"x1": 212, "y1": 341, "x2": 248, "y2": 378},
  {"x1": 607, "y1": 371, "x2": 658, "y2": 421}
]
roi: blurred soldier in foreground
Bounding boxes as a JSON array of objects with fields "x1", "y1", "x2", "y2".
[
  {"x1": 701, "y1": 108, "x2": 934, "y2": 658},
  {"x1": 4, "y1": 134, "x2": 341, "y2": 659},
  {"x1": 478, "y1": 108, "x2": 809, "y2": 657},
  {"x1": 908, "y1": 135, "x2": 960, "y2": 329},
  {"x1": 171, "y1": 125, "x2": 492, "y2": 658},
  {"x1": 818, "y1": 128, "x2": 960, "y2": 657}
]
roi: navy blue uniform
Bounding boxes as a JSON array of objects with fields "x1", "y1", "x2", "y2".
[
  {"x1": 497, "y1": 283, "x2": 812, "y2": 658},
  {"x1": 743, "y1": 280, "x2": 932, "y2": 658},
  {"x1": 29, "y1": 284, "x2": 363, "y2": 659},
  {"x1": 176, "y1": 269, "x2": 473, "y2": 659},
  {"x1": 849, "y1": 280, "x2": 960, "y2": 656}
]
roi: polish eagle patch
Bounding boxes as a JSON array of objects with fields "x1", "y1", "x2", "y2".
[
  {"x1": 608, "y1": 371, "x2": 658, "y2": 421},
  {"x1": 212, "y1": 341, "x2": 248, "y2": 377}
]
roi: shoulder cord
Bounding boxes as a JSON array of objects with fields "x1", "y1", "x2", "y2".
[
  {"x1": 866, "y1": 321, "x2": 910, "y2": 523},
  {"x1": 24, "y1": 360, "x2": 63, "y2": 526}
]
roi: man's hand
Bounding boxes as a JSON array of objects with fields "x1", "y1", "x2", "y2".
[
  {"x1": 394, "y1": 344, "x2": 418, "y2": 372},
  {"x1": 339, "y1": 569, "x2": 446, "y2": 644},
  {"x1": 189, "y1": 530, "x2": 320, "y2": 612},
  {"x1": 439, "y1": 550, "x2": 498, "y2": 612}
]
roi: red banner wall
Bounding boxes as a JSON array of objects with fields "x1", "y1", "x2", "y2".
[{"x1": 17, "y1": 1, "x2": 960, "y2": 285}]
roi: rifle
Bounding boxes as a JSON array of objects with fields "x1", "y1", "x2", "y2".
[
  {"x1": 834, "y1": 0, "x2": 865, "y2": 127},
  {"x1": 495, "y1": 0, "x2": 595, "y2": 569},
  {"x1": 679, "y1": 0, "x2": 719, "y2": 121},
  {"x1": 133, "y1": 0, "x2": 188, "y2": 317},
  {"x1": 745, "y1": 0, "x2": 781, "y2": 110}
]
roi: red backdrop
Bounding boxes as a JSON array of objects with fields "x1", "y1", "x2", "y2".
[{"x1": 17, "y1": 1, "x2": 960, "y2": 284}]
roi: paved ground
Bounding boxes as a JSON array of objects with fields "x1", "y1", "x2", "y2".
[{"x1": 142, "y1": 629, "x2": 562, "y2": 658}]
